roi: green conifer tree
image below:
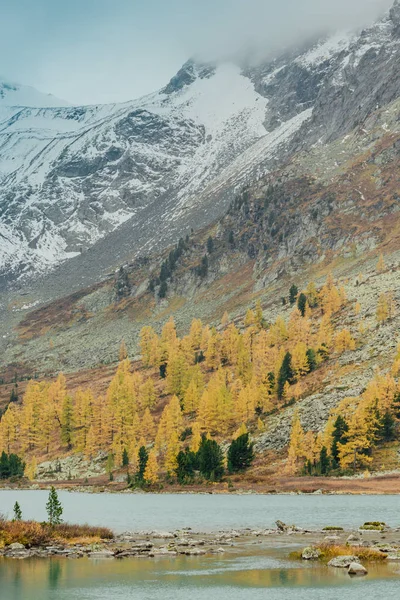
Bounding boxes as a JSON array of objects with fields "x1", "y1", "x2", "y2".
[
  {"x1": 289, "y1": 284, "x2": 298, "y2": 305},
  {"x1": 197, "y1": 436, "x2": 224, "y2": 481},
  {"x1": 13, "y1": 501, "x2": 22, "y2": 521},
  {"x1": 122, "y1": 448, "x2": 129, "y2": 467},
  {"x1": 137, "y1": 446, "x2": 149, "y2": 483},
  {"x1": 331, "y1": 416, "x2": 349, "y2": 465},
  {"x1": 277, "y1": 352, "x2": 295, "y2": 400},
  {"x1": 227, "y1": 433, "x2": 255, "y2": 473},
  {"x1": 319, "y1": 446, "x2": 330, "y2": 475},
  {"x1": 46, "y1": 486, "x2": 63, "y2": 525},
  {"x1": 297, "y1": 293, "x2": 307, "y2": 317}
]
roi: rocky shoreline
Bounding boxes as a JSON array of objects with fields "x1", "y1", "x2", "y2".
[{"x1": 2, "y1": 520, "x2": 400, "y2": 565}]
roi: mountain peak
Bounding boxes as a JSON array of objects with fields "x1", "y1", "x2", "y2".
[{"x1": 162, "y1": 59, "x2": 216, "y2": 95}]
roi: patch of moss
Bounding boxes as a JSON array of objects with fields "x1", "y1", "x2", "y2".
[{"x1": 359, "y1": 521, "x2": 386, "y2": 531}]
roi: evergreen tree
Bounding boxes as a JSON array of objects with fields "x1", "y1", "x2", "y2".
[
  {"x1": 176, "y1": 448, "x2": 198, "y2": 483},
  {"x1": 196, "y1": 255, "x2": 209, "y2": 277},
  {"x1": 114, "y1": 266, "x2": 131, "y2": 300},
  {"x1": 289, "y1": 284, "x2": 298, "y2": 305},
  {"x1": 297, "y1": 293, "x2": 307, "y2": 317},
  {"x1": 13, "y1": 501, "x2": 22, "y2": 521},
  {"x1": 277, "y1": 352, "x2": 295, "y2": 400},
  {"x1": 207, "y1": 236, "x2": 214, "y2": 253},
  {"x1": 0, "y1": 453, "x2": 25, "y2": 479},
  {"x1": 227, "y1": 433, "x2": 255, "y2": 473},
  {"x1": 122, "y1": 448, "x2": 129, "y2": 467},
  {"x1": 159, "y1": 281, "x2": 168, "y2": 299},
  {"x1": 137, "y1": 446, "x2": 148, "y2": 482},
  {"x1": 0, "y1": 451, "x2": 10, "y2": 479},
  {"x1": 46, "y1": 486, "x2": 63, "y2": 525},
  {"x1": 159, "y1": 262, "x2": 170, "y2": 282},
  {"x1": 9, "y1": 387, "x2": 18, "y2": 403},
  {"x1": 306, "y1": 348, "x2": 317, "y2": 372},
  {"x1": 8, "y1": 454, "x2": 25, "y2": 478},
  {"x1": 228, "y1": 230, "x2": 234, "y2": 246},
  {"x1": 331, "y1": 416, "x2": 349, "y2": 465},
  {"x1": 381, "y1": 411, "x2": 395, "y2": 442},
  {"x1": 319, "y1": 446, "x2": 330, "y2": 475},
  {"x1": 197, "y1": 435, "x2": 224, "y2": 481}
]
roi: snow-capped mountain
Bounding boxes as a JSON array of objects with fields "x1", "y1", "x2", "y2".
[{"x1": 0, "y1": 1, "x2": 399, "y2": 288}]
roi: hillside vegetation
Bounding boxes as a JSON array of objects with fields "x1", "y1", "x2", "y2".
[{"x1": 2, "y1": 263, "x2": 400, "y2": 487}]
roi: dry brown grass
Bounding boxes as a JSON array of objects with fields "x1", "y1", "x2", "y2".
[
  {"x1": 0, "y1": 517, "x2": 113, "y2": 547},
  {"x1": 317, "y1": 543, "x2": 386, "y2": 562}
]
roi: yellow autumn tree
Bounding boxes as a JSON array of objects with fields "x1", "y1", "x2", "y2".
[
  {"x1": 190, "y1": 422, "x2": 202, "y2": 453},
  {"x1": 205, "y1": 328, "x2": 221, "y2": 370},
  {"x1": 376, "y1": 293, "x2": 389, "y2": 324},
  {"x1": 334, "y1": 329, "x2": 356, "y2": 353},
  {"x1": 141, "y1": 408, "x2": 156, "y2": 442},
  {"x1": 164, "y1": 431, "x2": 180, "y2": 473},
  {"x1": 291, "y1": 342, "x2": 310, "y2": 378},
  {"x1": 119, "y1": 339, "x2": 128, "y2": 361},
  {"x1": 144, "y1": 449, "x2": 159, "y2": 484},
  {"x1": 139, "y1": 378, "x2": 157, "y2": 410},
  {"x1": 338, "y1": 412, "x2": 373, "y2": 471},
  {"x1": 377, "y1": 253, "x2": 386, "y2": 274},
  {"x1": 139, "y1": 326, "x2": 159, "y2": 367}
]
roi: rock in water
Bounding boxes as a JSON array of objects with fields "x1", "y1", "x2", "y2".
[
  {"x1": 348, "y1": 562, "x2": 368, "y2": 576},
  {"x1": 328, "y1": 555, "x2": 359, "y2": 568}
]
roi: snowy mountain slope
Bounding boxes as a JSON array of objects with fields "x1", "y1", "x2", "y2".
[
  {"x1": 0, "y1": 79, "x2": 69, "y2": 108},
  {"x1": 0, "y1": 1, "x2": 399, "y2": 291}
]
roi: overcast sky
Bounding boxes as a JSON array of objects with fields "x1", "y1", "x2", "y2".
[{"x1": 0, "y1": 0, "x2": 393, "y2": 105}]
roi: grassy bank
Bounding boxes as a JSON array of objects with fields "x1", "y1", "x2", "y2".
[{"x1": 0, "y1": 517, "x2": 113, "y2": 547}]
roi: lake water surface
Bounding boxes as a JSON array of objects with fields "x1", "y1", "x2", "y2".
[
  {"x1": 1, "y1": 491, "x2": 400, "y2": 599},
  {"x1": 1, "y1": 490, "x2": 400, "y2": 532}
]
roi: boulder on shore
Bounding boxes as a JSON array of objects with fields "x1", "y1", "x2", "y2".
[{"x1": 8, "y1": 543, "x2": 25, "y2": 550}]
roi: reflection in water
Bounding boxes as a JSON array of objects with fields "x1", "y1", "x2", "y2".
[
  {"x1": 0, "y1": 552, "x2": 399, "y2": 600},
  {"x1": 48, "y1": 559, "x2": 63, "y2": 589}
]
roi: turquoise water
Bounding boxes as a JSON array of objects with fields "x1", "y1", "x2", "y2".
[
  {"x1": 0, "y1": 491, "x2": 399, "y2": 532},
  {"x1": 1, "y1": 492, "x2": 400, "y2": 599}
]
